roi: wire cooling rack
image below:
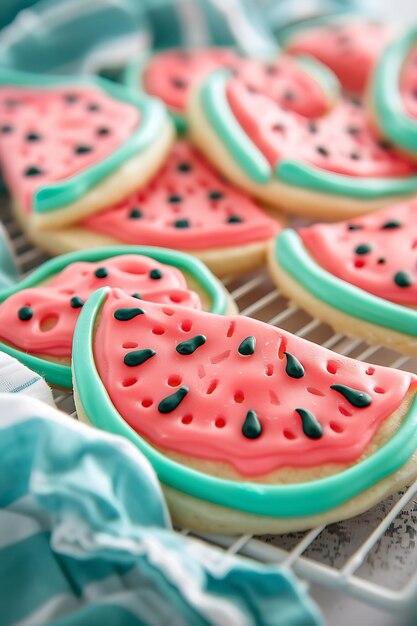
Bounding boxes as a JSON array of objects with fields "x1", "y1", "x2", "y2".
[{"x1": 3, "y1": 197, "x2": 417, "y2": 625}]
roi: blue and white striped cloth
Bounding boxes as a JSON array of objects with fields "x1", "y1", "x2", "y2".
[
  {"x1": 0, "y1": 388, "x2": 323, "y2": 626},
  {"x1": 0, "y1": 0, "x2": 367, "y2": 74}
]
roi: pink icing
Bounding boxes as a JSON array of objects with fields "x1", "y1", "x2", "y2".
[
  {"x1": 84, "y1": 142, "x2": 280, "y2": 249},
  {"x1": 287, "y1": 22, "x2": 392, "y2": 94},
  {"x1": 94, "y1": 289, "x2": 416, "y2": 475},
  {"x1": 0, "y1": 86, "x2": 140, "y2": 212},
  {"x1": 227, "y1": 78, "x2": 416, "y2": 177},
  {"x1": 0, "y1": 256, "x2": 201, "y2": 358},
  {"x1": 299, "y1": 199, "x2": 417, "y2": 305},
  {"x1": 401, "y1": 44, "x2": 417, "y2": 118},
  {"x1": 144, "y1": 49, "x2": 330, "y2": 117}
]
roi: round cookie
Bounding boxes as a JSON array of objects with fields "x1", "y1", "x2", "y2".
[
  {"x1": 0, "y1": 68, "x2": 174, "y2": 232},
  {"x1": 280, "y1": 15, "x2": 393, "y2": 95},
  {"x1": 188, "y1": 67, "x2": 417, "y2": 219},
  {"x1": 125, "y1": 47, "x2": 339, "y2": 132},
  {"x1": 73, "y1": 287, "x2": 417, "y2": 534},
  {"x1": 29, "y1": 141, "x2": 282, "y2": 278},
  {"x1": 0, "y1": 246, "x2": 233, "y2": 388},
  {"x1": 268, "y1": 200, "x2": 417, "y2": 355},
  {"x1": 368, "y1": 26, "x2": 417, "y2": 162}
]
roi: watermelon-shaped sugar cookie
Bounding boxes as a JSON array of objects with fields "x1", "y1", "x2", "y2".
[
  {"x1": 124, "y1": 48, "x2": 339, "y2": 132},
  {"x1": 73, "y1": 287, "x2": 417, "y2": 534},
  {"x1": 0, "y1": 246, "x2": 232, "y2": 389},
  {"x1": 368, "y1": 27, "x2": 417, "y2": 162},
  {"x1": 268, "y1": 199, "x2": 417, "y2": 355},
  {"x1": 189, "y1": 65, "x2": 417, "y2": 219},
  {"x1": 0, "y1": 69, "x2": 174, "y2": 232},
  {"x1": 280, "y1": 16, "x2": 393, "y2": 95},
  {"x1": 30, "y1": 142, "x2": 282, "y2": 277}
]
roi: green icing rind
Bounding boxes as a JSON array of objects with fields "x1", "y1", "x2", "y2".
[
  {"x1": 201, "y1": 70, "x2": 271, "y2": 183},
  {"x1": 123, "y1": 51, "x2": 187, "y2": 134},
  {"x1": 0, "y1": 245, "x2": 228, "y2": 389},
  {"x1": 275, "y1": 229, "x2": 417, "y2": 337},
  {"x1": 74, "y1": 286, "x2": 417, "y2": 518},
  {"x1": 293, "y1": 55, "x2": 341, "y2": 102},
  {"x1": 0, "y1": 68, "x2": 169, "y2": 214},
  {"x1": 372, "y1": 27, "x2": 417, "y2": 154},
  {"x1": 201, "y1": 68, "x2": 417, "y2": 198}
]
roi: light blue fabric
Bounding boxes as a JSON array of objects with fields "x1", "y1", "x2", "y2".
[
  {"x1": 0, "y1": 222, "x2": 18, "y2": 289},
  {"x1": 0, "y1": 0, "x2": 276, "y2": 74},
  {"x1": 0, "y1": 392, "x2": 323, "y2": 626}
]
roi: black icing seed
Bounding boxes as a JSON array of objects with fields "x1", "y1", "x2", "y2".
[
  {"x1": 26, "y1": 132, "x2": 41, "y2": 142},
  {"x1": 64, "y1": 94, "x2": 78, "y2": 103},
  {"x1": 124, "y1": 349, "x2": 155, "y2": 367},
  {"x1": 24, "y1": 166, "x2": 43, "y2": 176},
  {"x1": 347, "y1": 224, "x2": 362, "y2": 231},
  {"x1": 308, "y1": 121, "x2": 318, "y2": 133},
  {"x1": 295, "y1": 408, "x2": 323, "y2": 439},
  {"x1": 176, "y1": 334, "x2": 206, "y2": 355},
  {"x1": 209, "y1": 190, "x2": 224, "y2": 200},
  {"x1": 347, "y1": 125, "x2": 360, "y2": 136},
  {"x1": 227, "y1": 215, "x2": 243, "y2": 224},
  {"x1": 150, "y1": 269, "x2": 163, "y2": 280},
  {"x1": 377, "y1": 139, "x2": 392, "y2": 151},
  {"x1": 18, "y1": 306, "x2": 33, "y2": 321},
  {"x1": 330, "y1": 384, "x2": 372, "y2": 407},
  {"x1": 114, "y1": 307, "x2": 145, "y2": 321},
  {"x1": 242, "y1": 409, "x2": 262, "y2": 439},
  {"x1": 316, "y1": 146, "x2": 329, "y2": 157},
  {"x1": 238, "y1": 336, "x2": 256, "y2": 356},
  {"x1": 75, "y1": 145, "x2": 92, "y2": 155},
  {"x1": 87, "y1": 103, "x2": 100, "y2": 112},
  {"x1": 1, "y1": 124, "x2": 12, "y2": 134},
  {"x1": 97, "y1": 127, "x2": 110, "y2": 136},
  {"x1": 132, "y1": 293, "x2": 142, "y2": 299},
  {"x1": 70, "y1": 296, "x2": 84, "y2": 309},
  {"x1": 172, "y1": 78, "x2": 187, "y2": 89},
  {"x1": 177, "y1": 162, "x2": 192, "y2": 172},
  {"x1": 5, "y1": 99, "x2": 19, "y2": 107},
  {"x1": 394, "y1": 271, "x2": 414, "y2": 287},
  {"x1": 174, "y1": 219, "x2": 190, "y2": 228},
  {"x1": 381, "y1": 220, "x2": 402, "y2": 229},
  {"x1": 168, "y1": 194, "x2": 182, "y2": 203},
  {"x1": 350, "y1": 97, "x2": 362, "y2": 108},
  {"x1": 284, "y1": 352, "x2": 305, "y2": 379},
  {"x1": 283, "y1": 90, "x2": 295, "y2": 102},
  {"x1": 95, "y1": 267, "x2": 108, "y2": 278},
  {"x1": 350, "y1": 151, "x2": 360, "y2": 160},
  {"x1": 377, "y1": 257, "x2": 386, "y2": 264},
  {"x1": 158, "y1": 386, "x2": 189, "y2": 413},
  {"x1": 355, "y1": 243, "x2": 372, "y2": 255},
  {"x1": 129, "y1": 208, "x2": 143, "y2": 219}
]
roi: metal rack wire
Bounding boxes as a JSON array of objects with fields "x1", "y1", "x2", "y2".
[{"x1": 3, "y1": 198, "x2": 417, "y2": 623}]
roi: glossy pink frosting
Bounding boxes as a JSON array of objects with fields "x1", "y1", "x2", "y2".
[
  {"x1": 401, "y1": 44, "x2": 417, "y2": 119},
  {"x1": 144, "y1": 49, "x2": 330, "y2": 117},
  {"x1": 287, "y1": 22, "x2": 392, "y2": 94},
  {"x1": 300, "y1": 200, "x2": 417, "y2": 305},
  {"x1": 94, "y1": 289, "x2": 415, "y2": 475},
  {"x1": 227, "y1": 77, "x2": 416, "y2": 176},
  {"x1": 84, "y1": 142, "x2": 280, "y2": 249},
  {"x1": 0, "y1": 86, "x2": 140, "y2": 212},
  {"x1": 0, "y1": 256, "x2": 200, "y2": 358}
]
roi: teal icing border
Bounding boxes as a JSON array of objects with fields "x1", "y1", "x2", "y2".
[
  {"x1": 275, "y1": 229, "x2": 417, "y2": 337},
  {"x1": 0, "y1": 245, "x2": 228, "y2": 389},
  {"x1": 0, "y1": 68, "x2": 168, "y2": 214},
  {"x1": 74, "y1": 286, "x2": 417, "y2": 518},
  {"x1": 201, "y1": 69, "x2": 417, "y2": 198},
  {"x1": 372, "y1": 27, "x2": 417, "y2": 155},
  {"x1": 123, "y1": 52, "x2": 186, "y2": 134},
  {"x1": 277, "y1": 13, "x2": 366, "y2": 47}
]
